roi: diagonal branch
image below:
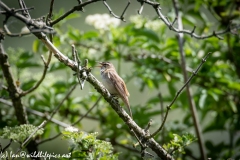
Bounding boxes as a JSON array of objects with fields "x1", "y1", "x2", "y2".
[
  {"x1": 103, "y1": 0, "x2": 130, "y2": 21},
  {"x1": 43, "y1": 83, "x2": 78, "y2": 127},
  {"x1": 148, "y1": 52, "x2": 211, "y2": 139},
  {"x1": 72, "y1": 96, "x2": 102, "y2": 125}
]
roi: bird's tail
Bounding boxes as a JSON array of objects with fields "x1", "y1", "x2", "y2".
[{"x1": 122, "y1": 96, "x2": 133, "y2": 119}]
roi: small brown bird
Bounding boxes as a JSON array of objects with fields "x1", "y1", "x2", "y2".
[{"x1": 98, "y1": 62, "x2": 133, "y2": 118}]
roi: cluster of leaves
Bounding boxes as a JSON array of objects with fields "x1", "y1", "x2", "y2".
[
  {"x1": 62, "y1": 130, "x2": 118, "y2": 160},
  {"x1": 0, "y1": 124, "x2": 44, "y2": 143},
  {"x1": 163, "y1": 133, "x2": 197, "y2": 155}
]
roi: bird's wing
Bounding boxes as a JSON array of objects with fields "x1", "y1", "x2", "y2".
[
  {"x1": 108, "y1": 71, "x2": 130, "y2": 97},
  {"x1": 109, "y1": 71, "x2": 132, "y2": 118}
]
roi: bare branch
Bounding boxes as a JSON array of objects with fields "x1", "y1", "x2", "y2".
[
  {"x1": 158, "y1": 93, "x2": 165, "y2": 144},
  {"x1": 50, "y1": 0, "x2": 102, "y2": 26},
  {"x1": 0, "y1": 2, "x2": 54, "y2": 35},
  {"x1": 103, "y1": 0, "x2": 124, "y2": 21},
  {"x1": 18, "y1": 0, "x2": 31, "y2": 18},
  {"x1": 46, "y1": 0, "x2": 55, "y2": 24},
  {"x1": 137, "y1": 0, "x2": 233, "y2": 39},
  {"x1": 191, "y1": 26, "x2": 196, "y2": 37},
  {"x1": 120, "y1": 0, "x2": 131, "y2": 21}
]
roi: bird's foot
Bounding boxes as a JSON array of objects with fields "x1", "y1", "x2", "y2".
[{"x1": 110, "y1": 94, "x2": 119, "y2": 104}]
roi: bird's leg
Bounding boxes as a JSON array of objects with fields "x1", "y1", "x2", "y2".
[{"x1": 110, "y1": 94, "x2": 120, "y2": 104}]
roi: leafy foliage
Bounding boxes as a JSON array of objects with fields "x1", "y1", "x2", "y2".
[
  {"x1": 0, "y1": 124, "x2": 44, "y2": 143},
  {"x1": 62, "y1": 129, "x2": 118, "y2": 160},
  {"x1": 163, "y1": 133, "x2": 197, "y2": 155}
]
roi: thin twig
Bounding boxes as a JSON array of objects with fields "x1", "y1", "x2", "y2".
[
  {"x1": 158, "y1": 93, "x2": 165, "y2": 144},
  {"x1": 20, "y1": 52, "x2": 52, "y2": 96},
  {"x1": 120, "y1": 0, "x2": 131, "y2": 21},
  {"x1": 46, "y1": 0, "x2": 55, "y2": 24},
  {"x1": 132, "y1": 129, "x2": 145, "y2": 149},
  {"x1": 14, "y1": 7, "x2": 34, "y2": 13},
  {"x1": 148, "y1": 52, "x2": 211, "y2": 138},
  {"x1": 18, "y1": 0, "x2": 31, "y2": 18},
  {"x1": 103, "y1": 0, "x2": 123, "y2": 21},
  {"x1": 37, "y1": 132, "x2": 61, "y2": 145},
  {"x1": 72, "y1": 96, "x2": 102, "y2": 125},
  {"x1": 144, "y1": 119, "x2": 152, "y2": 132},
  {"x1": 115, "y1": 141, "x2": 139, "y2": 153},
  {"x1": 138, "y1": 2, "x2": 144, "y2": 15},
  {"x1": 72, "y1": 44, "x2": 83, "y2": 89},
  {"x1": 50, "y1": 0, "x2": 102, "y2": 26},
  {"x1": 48, "y1": 83, "x2": 78, "y2": 122}
]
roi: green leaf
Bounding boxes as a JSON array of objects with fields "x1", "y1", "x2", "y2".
[
  {"x1": 228, "y1": 81, "x2": 240, "y2": 91},
  {"x1": 16, "y1": 61, "x2": 40, "y2": 68},
  {"x1": 19, "y1": 51, "x2": 34, "y2": 59},
  {"x1": 21, "y1": 79, "x2": 37, "y2": 90},
  {"x1": 49, "y1": 62, "x2": 66, "y2": 72},
  {"x1": 32, "y1": 40, "x2": 40, "y2": 53},
  {"x1": 82, "y1": 31, "x2": 99, "y2": 40}
]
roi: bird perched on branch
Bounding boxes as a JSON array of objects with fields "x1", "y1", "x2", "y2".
[{"x1": 98, "y1": 62, "x2": 133, "y2": 118}]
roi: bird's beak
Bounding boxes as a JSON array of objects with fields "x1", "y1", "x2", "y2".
[{"x1": 95, "y1": 62, "x2": 103, "y2": 68}]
